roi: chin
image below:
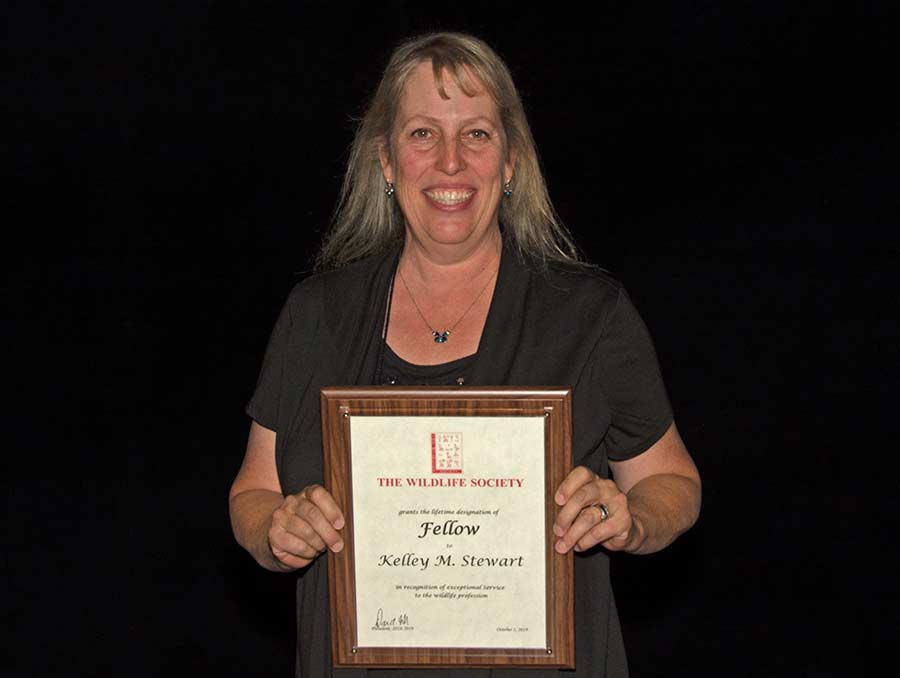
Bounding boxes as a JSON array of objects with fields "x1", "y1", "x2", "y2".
[
  {"x1": 425, "y1": 227, "x2": 485, "y2": 247},
  {"x1": 422, "y1": 214, "x2": 497, "y2": 244}
]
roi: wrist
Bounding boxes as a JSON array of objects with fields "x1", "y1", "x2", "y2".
[{"x1": 622, "y1": 513, "x2": 648, "y2": 554}]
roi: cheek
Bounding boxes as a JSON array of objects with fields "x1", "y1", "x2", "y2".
[
  {"x1": 470, "y1": 149, "x2": 505, "y2": 179},
  {"x1": 395, "y1": 182, "x2": 428, "y2": 227},
  {"x1": 394, "y1": 146, "x2": 431, "y2": 179}
]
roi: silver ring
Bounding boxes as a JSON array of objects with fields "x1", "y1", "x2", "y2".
[{"x1": 597, "y1": 503, "x2": 610, "y2": 522}]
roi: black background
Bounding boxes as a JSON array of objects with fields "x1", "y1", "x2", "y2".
[{"x1": 7, "y1": 2, "x2": 898, "y2": 676}]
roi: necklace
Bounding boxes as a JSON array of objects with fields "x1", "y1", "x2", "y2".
[{"x1": 397, "y1": 262, "x2": 498, "y2": 344}]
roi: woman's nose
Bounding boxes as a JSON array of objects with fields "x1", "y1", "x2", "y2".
[{"x1": 435, "y1": 137, "x2": 465, "y2": 174}]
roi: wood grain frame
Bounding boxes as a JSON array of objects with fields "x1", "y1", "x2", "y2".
[{"x1": 320, "y1": 387, "x2": 574, "y2": 669}]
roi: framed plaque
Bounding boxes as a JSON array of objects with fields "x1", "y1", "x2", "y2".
[{"x1": 320, "y1": 387, "x2": 574, "y2": 669}]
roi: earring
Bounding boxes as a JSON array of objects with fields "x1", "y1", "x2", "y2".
[
  {"x1": 503, "y1": 180, "x2": 512, "y2": 198},
  {"x1": 384, "y1": 181, "x2": 395, "y2": 197}
]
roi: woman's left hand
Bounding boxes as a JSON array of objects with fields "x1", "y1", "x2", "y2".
[{"x1": 553, "y1": 466, "x2": 638, "y2": 554}]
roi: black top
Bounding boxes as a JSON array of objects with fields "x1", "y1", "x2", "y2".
[
  {"x1": 380, "y1": 343, "x2": 476, "y2": 386},
  {"x1": 247, "y1": 239, "x2": 673, "y2": 677}
]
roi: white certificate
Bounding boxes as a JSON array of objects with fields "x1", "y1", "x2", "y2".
[
  {"x1": 350, "y1": 415, "x2": 546, "y2": 649},
  {"x1": 320, "y1": 387, "x2": 574, "y2": 669}
]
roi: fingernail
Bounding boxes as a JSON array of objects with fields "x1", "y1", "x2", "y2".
[
  {"x1": 333, "y1": 517, "x2": 344, "y2": 529},
  {"x1": 555, "y1": 493, "x2": 565, "y2": 505},
  {"x1": 332, "y1": 540, "x2": 344, "y2": 552},
  {"x1": 555, "y1": 540, "x2": 567, "y2": 554},
  {"x1": 553, "y1": 524, "x2": 564, "y2": 537}
]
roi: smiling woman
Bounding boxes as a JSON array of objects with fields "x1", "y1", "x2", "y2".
[
  {"x1": 229, "y1": 31, "x2": 701, "y2": 678},
  {"x1": 377, "y1": 59, "x2": 514, "y2": 364},
  {"x1": 318, "y1": 33, "x2": 579, "y2": 272},
  {"x1": 381, "y1": 61, "x2": 513, "y2": 264}
]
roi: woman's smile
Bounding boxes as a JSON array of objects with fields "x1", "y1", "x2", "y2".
[
  {"x1": 380, "y1": 60, "x2": 513, "y2": 254},
  {"x1": 422, "y1": 187, "x2": 476, "y2": 209}
]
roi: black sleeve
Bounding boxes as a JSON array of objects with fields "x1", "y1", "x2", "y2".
[
  {"x1": 591, "y1": 287, "x2": 674, "y2": 461},
  {"x1": 245, "y1": 285, "x2": 298, "y2": 432}
]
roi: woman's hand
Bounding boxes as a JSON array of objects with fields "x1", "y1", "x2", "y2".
[
  {"x1": 553, "y1": 466, "x2": 639, "y2": 554},
  {"x1": 230, "y1": 422, "x2": 348, "y2": 572},
  {"x1": 553, "y1": 424, "x2": 701, "y2": 556},
  {"x1": 267, "y1": 484, "x2": 345, "y2": 571}
]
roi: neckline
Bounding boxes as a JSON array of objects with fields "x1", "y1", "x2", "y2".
[
  {"x1": 383, "y1": 342, "x2": 476, "y2": 371},
  {"x1": 374, "y1": 240, "x2": 510, "y2": 384},
  {"x1": 380, "y1": 342, "x2": 476, "y2": 386}
]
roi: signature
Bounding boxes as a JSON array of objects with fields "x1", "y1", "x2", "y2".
[{"x1": 374, "y1": 608, "x2": 410, "y2": 628}]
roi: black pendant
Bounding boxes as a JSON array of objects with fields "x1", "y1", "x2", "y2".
[{"x1": 432, "y1": 331, "x2": 450, "y2": 343}]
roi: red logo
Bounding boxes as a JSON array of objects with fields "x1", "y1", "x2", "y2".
[{"x1": 431, "y1": 433, "x2": 463, "y2": 474}]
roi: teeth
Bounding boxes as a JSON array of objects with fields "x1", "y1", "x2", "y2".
[{"x1": 425, "y1": 190, "x2": 474, "y2": 205}]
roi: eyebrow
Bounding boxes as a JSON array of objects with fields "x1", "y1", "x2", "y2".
[{"x1": 399, "y1": 115, "x2": 500, "y2": 128}]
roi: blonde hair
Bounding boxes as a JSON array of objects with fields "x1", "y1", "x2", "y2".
[{"x1": 317, "y1": 32, "x2": 582, "y2": 269}]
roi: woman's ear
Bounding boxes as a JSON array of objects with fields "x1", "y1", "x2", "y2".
[
  {"x1": 504, "y1": 147, "x2": 518, "y2": 186},
  {"x1": 378, "y1": 142, "x2": 393, "y2": 184}
]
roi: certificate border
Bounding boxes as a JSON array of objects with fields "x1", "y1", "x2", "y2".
[{"x1": 321, "y1": 387, "x2": 574, "y2": 669}]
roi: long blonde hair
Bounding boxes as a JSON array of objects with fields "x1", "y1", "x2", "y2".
[{"x1": 317, "y1": 32, "x2": 582, "y2": 269}]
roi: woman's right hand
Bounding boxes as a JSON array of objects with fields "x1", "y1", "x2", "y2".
[{"x1": 267, "y1": 484, "x2": 345, "y2": 570}]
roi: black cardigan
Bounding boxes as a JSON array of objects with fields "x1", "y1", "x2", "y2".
[{"x1": 247, "y1": 240, "x2": 673, "y2": 678}]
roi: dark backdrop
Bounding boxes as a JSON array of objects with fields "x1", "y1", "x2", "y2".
[{"x1": 7, "y1": 2, "x2": 897, "y2": 676}]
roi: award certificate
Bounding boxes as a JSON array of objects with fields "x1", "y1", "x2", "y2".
[{"x1": 321, "y1": 387, "x2": 574, "y2": 668}]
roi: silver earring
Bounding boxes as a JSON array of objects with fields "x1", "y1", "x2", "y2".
[
  {"x1": 503, "y1": 180, "x2": 512, "y2": 198},
  {"x1": 384, "y1": 181, "x2": 395, "y2": 197}
]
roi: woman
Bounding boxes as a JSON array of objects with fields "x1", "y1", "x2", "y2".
[{"x1": 230, "y1": 32, "x2": 701, "y2": 677}]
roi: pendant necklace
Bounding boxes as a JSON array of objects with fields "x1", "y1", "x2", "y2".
[{"x1": 397, "y1": 263, "x2": 498, "y2": 344}]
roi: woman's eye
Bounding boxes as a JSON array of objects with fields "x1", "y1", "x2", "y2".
[
  {"x1": 411, "y1": 129, "x2": 431, "y2": 139},
  {"x1": 469, "y1": 129, "x2": 489, "y2": 140}
]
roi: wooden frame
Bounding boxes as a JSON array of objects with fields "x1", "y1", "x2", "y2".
[{"x1": 320, "y1": 387, "x2": 574, "y2": 669}]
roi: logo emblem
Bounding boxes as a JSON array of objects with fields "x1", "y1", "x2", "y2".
[{"x1": 431, "y1": 433, "x2": 462, "y2": 474}]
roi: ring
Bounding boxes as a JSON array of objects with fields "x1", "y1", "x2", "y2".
[{"x1": 597, "y1": 503, "x2": 610, "y2": 522}]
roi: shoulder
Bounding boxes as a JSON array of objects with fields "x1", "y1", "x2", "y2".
[
  {"x1": 311, "y1": 248, "x2": 395, "y2": 286},
  {"x1": 517, "y1": 254, "x2": 625, "y2": 321},
  {"x1": 543, "y1": 260, "x2": 623, "y2": 296},
  {"x1": 283, "y1": 248, "x2": 398, "y2": 317},
  {"x1": 275, "y1": 247, "x2": 399, "y2": 347}
]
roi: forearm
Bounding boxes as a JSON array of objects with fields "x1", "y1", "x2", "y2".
[
  {"x1": 229, "y1": 488, "x2": 295, "y2": 572},
  {"x1": 622, "y1": 473, "x2": 701, "y2": 555}
]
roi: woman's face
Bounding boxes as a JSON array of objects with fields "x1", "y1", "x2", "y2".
[{"x1": 381, "y1": 61, "x2": 513, "y2": 259}]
